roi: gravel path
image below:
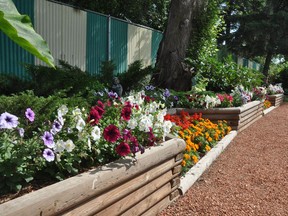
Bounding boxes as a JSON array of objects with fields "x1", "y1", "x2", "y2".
[{"x1": 159, "y1": 103, "x2": 288, "y2": 216}]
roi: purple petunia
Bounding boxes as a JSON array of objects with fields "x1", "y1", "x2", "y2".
[
  {"x1": 108, "y1": 91, "x2": 118, "y2": 99},
  {"x1": 43, "y1": 148, "x2": 55, "y2": 162},
  {"x1": 25, "y1": 108, "x2": 35, "y2": 122},
  {"x1": 163, "y1": 88, "x2": 170, "y2": 98},
  {"x1": 51, "y1": 120, "x2": 62, "y2": 134},
  {"x1": 145, "y1": 85, "x2": 155, "y2": 91},
  {"x1": 41, "y1": 131, "x2": 54, "y2": 148},
  {"x1": 0, "y1": 112, "x2": 19, "y2": 129}
]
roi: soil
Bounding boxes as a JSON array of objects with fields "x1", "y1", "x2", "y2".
[{"x1": 159, "y1": 103, "x2": 288, "y2": 216}]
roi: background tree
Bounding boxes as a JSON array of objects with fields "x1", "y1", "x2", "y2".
[
  {"x1": 55, "y1": 0, "x2": 170, "y2": 30},
  {"x1": 220, "y1": 0, "x2": 288, "y2": 81}
]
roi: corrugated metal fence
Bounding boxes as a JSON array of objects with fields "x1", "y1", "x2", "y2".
[
  {"x1": 0, "y1": 0, "x2": 261, "y2": 79},
  {"x1": 0, "y1": 0, "x2": 163, "y2": 79}
]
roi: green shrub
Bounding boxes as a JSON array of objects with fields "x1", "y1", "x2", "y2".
[
  {"x1": 97, "y1": 60, "x2": 116, "y2": 86},
  {"x1": 201, "y1": 56, "x2": 264, "y2": 92},
  {"x1": 117, "y1": 61, "x2": 154, "y2": 94},
  {"x1": 0, "y1": 75, "x2": 31, "y2": 95},
  {"x1": 276, "y1": 68, "x2": 288, "y2": 93},
  {"x1": 25, "y1": 60, "x2": 105, "y2": 97}
]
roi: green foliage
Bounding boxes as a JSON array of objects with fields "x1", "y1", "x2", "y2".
[
  {"x1": 0, "y1": 0, "x2": 55, "y2": 67},
  {"x1": 278, "y1": 68, "x2": 288, "y2": 93},
  {"x1": 201, "y1": 56, "x2": 264, "y2": 92},
  {"x1": 97, "y1": 60, "x2": 116, "y2": 86},
  {"x1": 117, "y1": 61, "x2": 154, "y2": 94},
  {"x1": 0, "y1": 74, "x2": 31, "y2": 95},
  {"x1": 186, "y1": 0, "x2": 221, "y2": 76},
  {"x1": 25, "y1": 61, "x2": 105, "y2": 99},
  {"x1": 55, "y1": 0, "x2": 170, "y2": 30}
]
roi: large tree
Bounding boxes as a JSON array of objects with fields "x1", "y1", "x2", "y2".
[{"x1": 152, "y1": 0, "x2": 210, "y2": 91}]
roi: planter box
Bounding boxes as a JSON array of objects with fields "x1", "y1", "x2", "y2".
[
  {"x1": 0, "y1": 137, "x2": 185, "y2": 216},
  {"x1": 267, "y1": 94, "x2": 284, "y2": 107},
  {"x1": 168, "y1": 101, "x2": 264, "y2": 132}
]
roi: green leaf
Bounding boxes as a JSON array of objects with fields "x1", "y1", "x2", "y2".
[
  {"x1": 0, "y1": 0, "x2": 55, "y2": 67},
  {"x1": 24, "y1": 176, "x2": 33, "y2": 183}
]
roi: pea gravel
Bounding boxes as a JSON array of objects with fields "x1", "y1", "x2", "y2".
[{"x1": 159, "y1": 103, "x2": 288, "y2": 216}]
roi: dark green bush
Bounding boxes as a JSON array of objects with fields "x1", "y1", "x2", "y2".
[
  {"x1": 25, "y1": 60, "x2": 104, "y2": 97},
  {"x1": 97, "y1": 60, "x2": 116, "y2": 86},
  {"x1": 0, "y1": 75, "x2": 31, "y2": 95},
  {"x1": 117, "y1": 60, "x2": 154, "y2": 94},
  {"x1": 276, "y1": 68, "x2": 288, "y2": 93}
]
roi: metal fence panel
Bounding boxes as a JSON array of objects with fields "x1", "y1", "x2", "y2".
[
  {"x1": 127, "y1": 25, "x2": 140, "y2": 67},
  {"x1": 0, "y1": 0, "x2": 34, "y2": 79},
  {"x1": 86, "y1": 13, "x2": 108, "y2": 76},
  {"x1": 138, "y1": 28, "x2": 152, "y2": 67},
  {"x1": 35, "y1": 0, "x2": 87, "y2": 71},
  {"x1": 110, "y1": 19, "x2": 128, "y2": 74},
  {"x1": 151, "y1": 31, "x2": 163, "y2": 66}
]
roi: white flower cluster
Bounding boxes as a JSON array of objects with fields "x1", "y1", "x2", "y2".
[
  {"x1": 267, "y1": 84, "x2": 284, "y2": 95},
  {"x1": 125, "y1": 92, "x2": 173, "y2": 141},
  {"x1": 231, "y1": 85, "x2": 253, "y2": 104},
  {"x1": 203, "y1": 95, "x2": 221, "y2": 109}
]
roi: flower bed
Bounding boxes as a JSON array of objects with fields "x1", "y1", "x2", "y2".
[
  {"x1": 266, "y1": 94, "x2": 284, "y2": 107},
  {"x1": 0, "y1": 137, "x2": 185, "y2": 216},
  {"x1": 168, "y1": 100, "x2": 264, "y2": 132}
]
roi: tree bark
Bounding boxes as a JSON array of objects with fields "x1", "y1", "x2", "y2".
[
  {"x1": 262, "y1": 51, "x2": 273, "y2": 84},
  {"x1": 152, "y1": 0, "x2": 207, "y2": 91}
]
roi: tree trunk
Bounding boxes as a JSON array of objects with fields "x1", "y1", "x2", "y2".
[
  {"x1": 262, "y1": 51, "x2": 273, "y2": 84},
  {"x1": 152, "y1": 0, "x2": 207, "y2": 91}
]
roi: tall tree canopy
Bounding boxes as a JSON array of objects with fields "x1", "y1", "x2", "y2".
[
  {"x1": 55, "y1": 0, "x2": 170, "y2": 30},
  {"x1": 220, "y1": 0, "x2": 288, "y2": 80}
]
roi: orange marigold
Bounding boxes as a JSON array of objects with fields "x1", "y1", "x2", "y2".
[
  {"x1": 181, "y1": 160, "x2": 186, "y2": 167},
  {"x1": 192, "y1": 155, "x2": 198, "y2": 164},
  {"x1": 183, "y1": 154, "x2": 190, "y2": 160}
]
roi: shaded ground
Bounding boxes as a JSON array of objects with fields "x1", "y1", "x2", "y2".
[{"x1": 159, "y1": 103, "x2": 288, "y2": 216}]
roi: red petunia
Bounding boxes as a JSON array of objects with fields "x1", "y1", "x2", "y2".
[
  {"x1": 97, "y1": 100, "x2": 105, "y2": 109},
  {"x1": 116, "y1": 142, "x2": 131, "y2": 156},
  {"x1": 95, "y1": 105, "x2": 105, "y2": 116},
  {"x1": 88, "y1": 108, "x2": 101, "y2": 125},
  {"x1": 121, "y1": 106, "x2": 132, "y2": 121},
  {"x1": 103, "y1": 124, "x2": 121, "y2": 143}
]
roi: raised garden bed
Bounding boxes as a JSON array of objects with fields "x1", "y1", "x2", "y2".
[
  {"x1": 267, "y1": 94, "x2": 284, "y2": 107},
  {"x1": 168, "y1": 101, "x2": 264, "y2": 132},
  {"x1": 0, "y1": 137, "x2": 185, "y2": 216}
]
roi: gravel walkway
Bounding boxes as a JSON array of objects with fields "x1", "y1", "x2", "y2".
[{"x1": 159, "y1": 103, "x2": 288, "y2": 216}]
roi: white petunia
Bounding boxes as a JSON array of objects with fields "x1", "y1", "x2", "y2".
[
  {"x1": 64, "y1": 139, "x2": 75, "y2": 152},
  {"x1": 54, "y1": 140, "x2": 65, "y2": 153},
  {"x1": 57, "y1": 105, "x2": 68, "y2": 117},
  {"x1": 127, "y1": 118, "x2": 138, "y2": 129},
  {"x1": 91, "y1": 126, "x2": 101, "y2": 141},
  {"x1": 76, "y1": 117, "x2": 86, "y2": 132},
  {"x1": 87, "y1": 137, "x2": 91, "y2": 151},
  {"x1": 72, "y1": 108, "x2": 82, "y2": 117},
  {"x1": 138, "y1": 115, "x2": 153, "y2": 132}
]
